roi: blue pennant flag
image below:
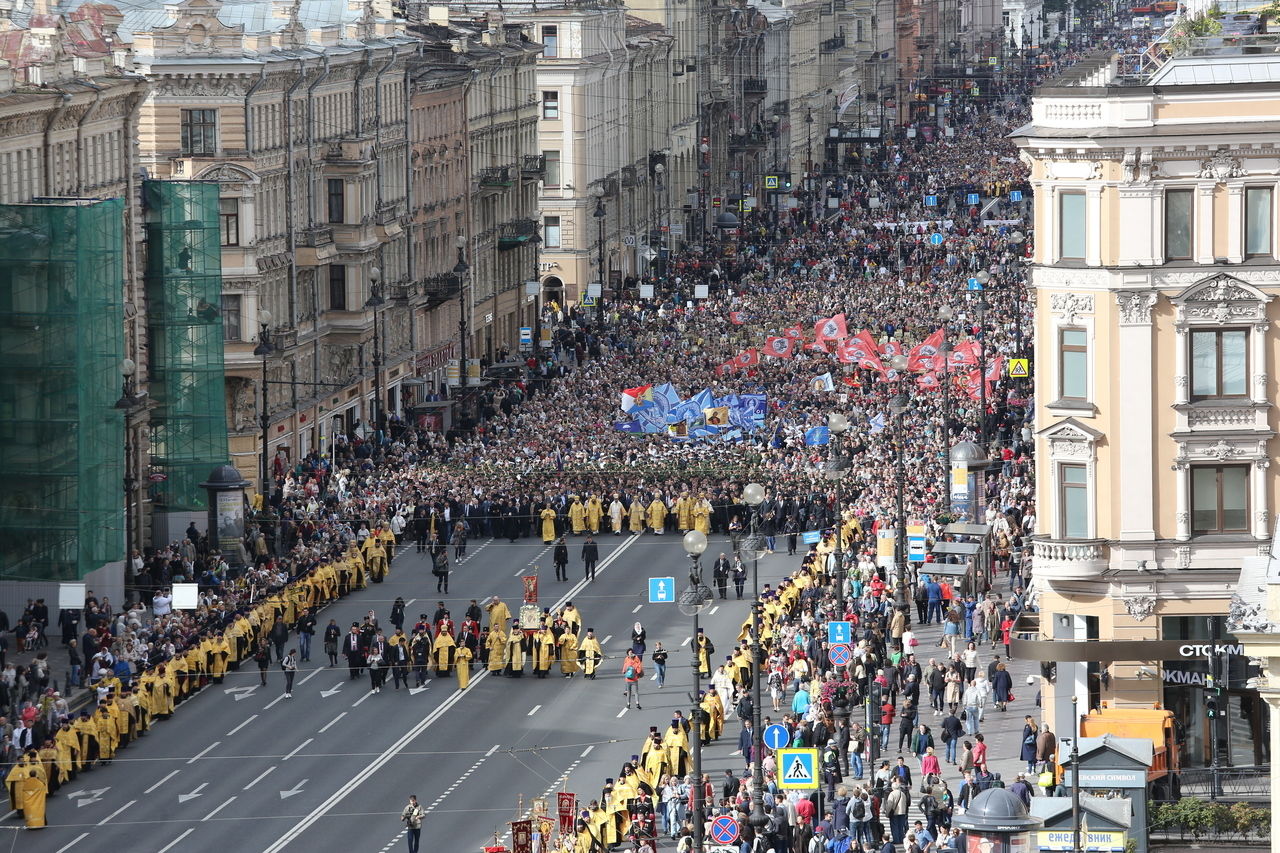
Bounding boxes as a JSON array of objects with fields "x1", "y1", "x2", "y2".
[{"x1": 804, "y1": 426, "x2": 830, "y2": 446}]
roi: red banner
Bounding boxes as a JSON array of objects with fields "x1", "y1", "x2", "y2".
[
  {"x1": 557, "y1": 792, "x2": 577, "y2": 835},
  {"x1": 522, "y1": 575, "x2": 538, "y2": 604},
  {"x1": 511, "y1": 819, "x2": 532, "y2": 853}
]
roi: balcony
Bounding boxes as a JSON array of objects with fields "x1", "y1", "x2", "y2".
[
  {"x1": 423, "y1": 273, "x2": 461, "y2": 308},
  {"x1": 728, "y1": 131, "x2": 768, "y2": 153},
  {"x1": 820, "y1": 35, "x2": 846, "y2": 53},
  {"x1": 325, "y1": 138, "x2": 376, "y2": 164},
  {"x1": 621, "y1": 165, "x2": 642, "y2": 188},
  {"x1": 498, "y1": 218, "x2": 539, "y2": 250},
  {"x1": 389, "y1": 282, "x2": 419, "y2": 301},
  {"x1": 520, "y1": 154, "x2": 545, "y2": 180},
  {"x1": 476, "y1": 166, "x2": 514, "y2": 193},
  {"x1": 742, "y1": 78, "x2": 768, "y2": 99},
  {"x1": 294, "y1": 225, "x2": 337, "y2": 266},
  {"x1": 1031, "y1": 537, "x2": 1110, "y2": 581}
]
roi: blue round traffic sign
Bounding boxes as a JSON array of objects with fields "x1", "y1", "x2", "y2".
[
  {"x1": 828, "y1": 643, "x2": 852, "y2": 667},
  {"x1": 763, "y1": 723, "x2": 790, "y2": 751},
  {"x1": 710, "y1": 815, "x2": 740, "y2": 845},
  {"x1": 929, "y1": 233, "x2": 944, "y2": 246}
]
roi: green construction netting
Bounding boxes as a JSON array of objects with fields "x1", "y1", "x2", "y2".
[
  {"x1": 144, "y1": 181, "x2": 229, "y2": 511},
  {"x1": 0, "y1": 198, "x2": 125, "y2": 581}
]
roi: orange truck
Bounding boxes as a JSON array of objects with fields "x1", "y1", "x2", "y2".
[{"x1": 1078, "y1": 706, "x2": 1182, "y2": 800}]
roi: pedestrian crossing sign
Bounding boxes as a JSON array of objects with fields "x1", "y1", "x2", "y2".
[
  {"x1": 581, "y1": 295, "x2": 597, "y2": 307},
  {"x1": 1008, "y1": 358, "x2": 1030, "y2": 379},
  {"x1": 776, "y1": 748, "x2": 819, "y2": 789}
]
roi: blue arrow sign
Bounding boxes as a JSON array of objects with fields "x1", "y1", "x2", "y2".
[
  {"x1": 967, "y1": 278, "x2": 984, "y2": 291},
  {"x1": 827, "y1": 621, "x2": 851, "y2": 645},
  {"x1": 966, "y1": 193, "x2": 980, "y2": 205},
  {"x1": 928, "y1": 233, "x2": 944, "y2": 246},
  {"x1": 763, "y1": 724, "x2": 791, "y2": 751},
  {"x1": 1010, "y1": 190, "x2": 1023, "y2": 202},
  {"x1": 648, "y1": 577, "x2": 675, "y2": 603},
  {"x1": 924, "y1": 195, "x2": 938, "y2": 207}
]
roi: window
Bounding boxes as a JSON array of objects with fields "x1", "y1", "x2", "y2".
[
  {"x1": 1191, "y1": 465, "x2": 1248, "y2": 534},
  {"x1": 544, "y1": 150, "x2": 561, "y2": 187},
  {"x1": 1190, "y1": 329, "x2": 1246, "y2": 399},
  {"x1": 1058, "y1": 327, "x2": 1088, "y2": 401},
  {"x1": 1246, "y1": 187, "x2": 1272, "y2": 257},
  {"x1": 328, "y1": 264, "x2": 347, "y2": 311},
  {"x1": 544, "y1": 216, "x2": 561, "y2": 248},
  {"x1": 180, "y1": 109, "x2": 217, "y2": 155},
  {"x1": 1165, "y1": 188, "x2": 1193, "y2": 260},
  {"x1": 542, "y1": 90, "x2": 560, "y2": 119},
  {"x1": 327, "y1": 179, "x2": 345, "y2": 224},
  {"x1": 219, "y1": 198, "x2": 239, "y2": 246},
  {"x1": 221, "y1": 294, "x2": 242, "y2": 342},
  {"x1": 1059, "y1": 464, "x2": 1089, "y2": 539},
  {"x1": 541, "y1": 26, "x2": 558, "y2": 58},
  {"x1": 1058, "y1": 191, "x2": 1085, "y2": 260}
]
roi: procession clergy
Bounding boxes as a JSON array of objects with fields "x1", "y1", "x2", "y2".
[
  {"x1": 557, "y1": 623, "x2": 580, "y2": 677},
  {"x1": 661, "y1": 715, "x2": 690, "y2": 778},
  {"x1": 608, "y1": 494, "x2": 625, "y2": 535},
  {"x1": 431, "y1": 624, "x2": 457, "y2": 677},
  {"x1": 645, "y1": 495, "x2": 667, "y2": 534},
  {"x1": 532, "y1": 622, "x2": 556, "y2": 678},
  {"x1": 578, "y1": 629, "x2": 602, "y2": 679},
  {"x1": 504, "y1": 619, "x2": 528, "y2": 677},
  {"x1": 694, "y1": 628, "x2": 715, "y2": 677},
  {"x1": 486, "y1": 622, "x2": 509, "y2": 673}
]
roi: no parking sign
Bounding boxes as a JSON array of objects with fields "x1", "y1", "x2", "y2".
[{"x1": 710, "y1": 816, "x2": 740, "y2": 845}]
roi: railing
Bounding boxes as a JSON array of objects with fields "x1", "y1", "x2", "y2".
[
  {"x1": 295, "y1": 226, "x2": 333, "y2": 248},
  {"x1": 1030, "y1": 537, "x2": 1109, "y2": 580},
  {"x1": 423, "y1": 273, "x2": 461, "y2": 305},
  {"x1": 520, "y1": 154, "x2": 545, "y2": 177},
  {"x1": 498, "y1": 218, "x2": 539, "y2": 249},
  {"x1": 477, "y1": 166, "x2": 513, "y2": 188},
  {"x1": 820, "y1": 35, "x2": 846, "y2": 52},
  {"x1": 742, "y1": 77, "x2": 767, "y2": 95},
  {"x1": 728, "y1": 131, "x2": 768, "y2": 152},
  {"x1": 1174, "y1": 766, "x2": 1272, "y2": 802}
]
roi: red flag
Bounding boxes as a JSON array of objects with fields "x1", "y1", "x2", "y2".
[
  {"x1": 838, "y1": 335, "x2": 885, "y2": 372},
  {"x1": 949, "y1": 340, "x2": 981, "y2": 368},
  {"x1": 880, "y1": 338, "x2": 903, "y2": 360},
  {"x1": 734, "y1": 349, "x2": 760, "y2": 368},
  {"x1": 763, "y1": 336, "x2": 795, "y2": 358},
  {"x1": 783, "y1": 325, "x2": 805, "y2": 340},
  {"x1": 840, "y1": 375, "x2": 861, "y2": 389},
  {"x1": 814, "y1": 313, "x2": 848, "y2": 342},
  {"x1": 908, "y1": 328, "x2": 945, "y2": 373},
  {"x1": 962, "y1": 370, "x2": 984, "y2": 400},
  {"x1": 984, "y1": 355, "x2": 1004, "y2": 383},
  {"x1": 916, "y1": 372, "x2": 941, "y2": 391},
  {"x1": 729, "y1": 310, "x2": 748, "y2": 325},
  {"x1": 717, "y1": 359, "x2": 737, "y2": 375},
  {"x1": 804, "y1": 340, "x2": 829, "y2": 353}
]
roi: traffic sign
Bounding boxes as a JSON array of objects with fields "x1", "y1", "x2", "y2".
[
  {"x1": 764, "y1": 175, "x2": 780, "y2": 190},
  {"x1": 928, "y1": 233, "x2": 944, "y2": 246},
  {"x1": 710, "y1": 816, "x2": 739, "y2": 845},
  {"x1": 777, "y1": 748, "x2": 819, "y2": 789},
  {"x1": 519, "y1": 327, "x2": 532, "y2": 351},
  {"x1": 1008, "y1": 358, "x2": 1030, "y2": 379},
  {"x1": 648, "y1": 577, "x2": 675, "y2": 603},
  {"x1": 907, "y1": 523, "x2": 927, "y2": 563},
  {"x1": 1010, "y1": 190, "x2": 1024, "y2": 202},
  {"x1": 966, "y1": 277, "x2": 984, "y2": 291},
  {"x1": 827, "y1": 621, "x2": 851, "y2": 645},
  {"x1": 581, "y1": 295, "x2": 597, "y2": 307},
  {"x1": 763, "y1": 724, "x2": 791, "y2": 751},
  {"x1": 966, "y1": 193, "x2": 980, "y2": 205},
  {"x1": 828, "y1": 643, "x2": 852, "y2": 666},
  {"x1": 924, "y1": 194, "x2": 938, "y2": 207}
]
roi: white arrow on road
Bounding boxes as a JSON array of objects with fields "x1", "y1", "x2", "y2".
[
  {"x1": 279, "y1": 779, "x2": 308, "y2": 799},
  {"x1": 225, "y1": 686, "x2": 258, "y2": 701},
  {"x1": 178, "y1": 783, "x2": 208, "y2": 803},
  {"x1": 320, "y1": 683, "x2": 343, "y2": 698},
  {"x1": 409, "y1": 685, "x2": 429, "y2": 696},
  {"x1": 68, "y1": 787, "x2": 110, "y2": 807}
]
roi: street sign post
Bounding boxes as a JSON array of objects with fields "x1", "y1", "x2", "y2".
[
  {"x1": 929, "y1": 233, "x2": 944, "y2": 246},
  {"x1": 776, "y1": 748, "x2": 820, "y2": 789},
  {"x1": 966, "y1": 277, "x2": 984, "y2": 291},
  {"x1": 828, "y1": 644, "x2": 852, "y2": 666},
  {"x1": 1008, "y1": 358, "x2": 1030, "y2": 379},
  {"x1": 1010, "y1": 190, "x2": 1024, "y2": 202},
  {"x1": 648, "y1": 577, "x2": 675, "y2": 603},
  {"x1": 966, "y1": 193, "x2": 980, "y2": 205},
  {"x1": 763, "y1": 724, "x2": 790, "y2": 751},
  {"x1": 924, "y1": 195, "x2": 938, "y2": 207},
  {"x1": 827, "y1": 621, "x2": 851, "y2": 645},
  {"x1": 709, "y1": 816, "x2": 739, "y2": 845}
]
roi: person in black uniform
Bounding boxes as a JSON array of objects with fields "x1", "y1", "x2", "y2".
[
  {"x1": 581, "y1": 535, "x2": 599, "y2": 581},
  {"x1": 553, "y1": 537, "x2": 569, "y2": 581}
]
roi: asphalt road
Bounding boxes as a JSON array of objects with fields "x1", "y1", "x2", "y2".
[{"x1": 19, "y1": 530, "x2": 799, "y2": 853}]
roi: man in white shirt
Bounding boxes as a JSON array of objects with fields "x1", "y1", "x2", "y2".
[{"x1": 152, "y1": 590, "x2": 172, "y2": 617}]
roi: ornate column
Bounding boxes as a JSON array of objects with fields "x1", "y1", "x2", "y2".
[
  {"x1": 1172, "y1": 456, "x2": 1191, "y2": 541},
  {"x1": 1253, "y1": 457, "x2": 1270, "y2": 540},
  {"x1": 1252, "y1": 319, "x2": 1269, "y2": 406},
  {"x1": 1173, "y1": 324, "x2": 1189, "y2": 406},
  {"x1": 1116, "y1": 291, "x2": 1159, "y2": 541},
  {"x1": 1086, "y1": 185, "x2": 1103, "y2": 266}
]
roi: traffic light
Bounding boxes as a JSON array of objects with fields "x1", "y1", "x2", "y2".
[{"x1": 1207, "y1": 698, "x2": 1219, "y2": 718}]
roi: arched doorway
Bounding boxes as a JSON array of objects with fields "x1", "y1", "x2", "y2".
[{"x1": 542, "y1": 276, "x2": 563, "y2": 316}]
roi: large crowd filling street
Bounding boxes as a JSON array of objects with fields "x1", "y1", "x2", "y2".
[{"x1": 1, "y1": 30, "x2": 1128, "y2": 853}]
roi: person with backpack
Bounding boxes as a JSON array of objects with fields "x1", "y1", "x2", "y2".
[
  {"x1": 622, "y1": 650, "x2": 643, "y2": 710},
  {"x1": 848, "y1": 788, "x2": 873, "y2": 848}
]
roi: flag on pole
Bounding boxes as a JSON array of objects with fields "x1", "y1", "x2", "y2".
[
  {"x1": 620, "y1": 384, "x2": 653, "y2": 413},
  {"x1": 815, "y1": 313, "x2": 849, "y2": 342},
  {"x1": 907, "y1": 328, "x2": 945, "y2": 373},
  {"x1": 811, "y1": 372, "x2": 836, "y2": 392},
  {"x1": 804, "y1": 426, "x2": 831, "y2": 446},
  {"x1": 868, "y1": 412, "x2": 886, "y2": 434},
  {"x1": 764, "y1": 336, "x2": 796, "y2": 358},
  {"x1": 783, "y1": 325, "x2": 805, "y2": 340},
  {"x1": 734, "y1": 349, "x2": 760, "y2": 368},
  {"x1": 729, "y1": 310, "x2": 748, "y2": 325}
]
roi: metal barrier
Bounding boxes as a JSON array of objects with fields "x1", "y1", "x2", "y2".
[{"x1": 1168, "y1": 765, "x2": 1271, "y2": 801}]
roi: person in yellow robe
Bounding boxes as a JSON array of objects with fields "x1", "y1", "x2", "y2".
[
  {"x1": 578, "y1": 629, "x2": 602, "y2": 679},
  {"x1": 540, "y1": 506, "x2": 558, "y2": 544},
  {"x1": 365, "y1": 537, "x2": 388, "y2": 582},
  {"x1": 640, "y1": 729, "x2": 668, "y2": 785},
  {"x1": 532, "y1": 625, "x2": 556, "y2": 678},
  {"x1": 662, "y1": 719, "x2": 690, "y2": 777},
  {"x1": 5, "y1": 755, "x2": 32, "y2": 815},
  {"x1": 455, "y1": 645, "x2": 472, "y2": 689},
  {"x1": 485, "y1": 625, "x2": 508, "y2": 673},
  {"x1": 557, "y1": 629, "x2": 579, "y2": 677},
  {"x1": 608, "y1": 495, "x2": 625, "y2": 535},
  {"x1": 645, "y1": 496, "x2": 667, "y2": 534},
  {"x1": 18, "y1": 769, "x2": 46, "y2": 829},
  {"x1": 485, "y1": 598, "x2": 511, "y2": 632},
  {"x1": 693, "y1": 495, "x2": 712, "y2": 535},
  {"x1": 560, "y1": 602, "x2": 582, "y2": 637},
  {"x1": 585, "y1": 495, "x2": 603, "y2": 534},
  {"x1": 703, "y1": 689, "x2": 724, "y2": 741},
  {"x1": 628, "y1": 498, "x2": 645, "y2": 534},
  {"x1": 503, "y1": 620, "x2": 527, "y2": 677},
  {"x1": 431, "y1": 629, "x2": 456, "y2": 677},
  {"x1": 55, "y1": 726, "x2": 79, "y2": 779},
  {"x1": 675, "y1": 493, "x2": 693, "y2": 531},
  {"x1": 695, "y1": 629, "x2": 714, "y2": 677},
  {"x1": 568, "y1": 497, "x2": 586, "y2": 535}
]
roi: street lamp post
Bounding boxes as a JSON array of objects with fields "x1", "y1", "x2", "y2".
[
  {"x1": 680, "y1": 530, "x2": 713, "y2": 853},
  {"x1": 888, "y1": 355, "x2": 911, "y2": 624},
  {"x1": 593, "y1": 188, "x2": 607, "y2": 328},
  {"x1": 453, "y1": 238, "x2": 469, "y2": 393},
  {"x1": 253, "y1": 309, "x2": 273, "y2": 500},
  {"x1": 364, "y1": 267, "x2": 385, "y2": 457},
  {"x1": 826, "y1": 412, "x2": 851, "y2": 618},
  {"x1": 114, "y1": 358, "x2": 144, "y2": 591},
  {"x1": 975, "y1": 271, "x2": 991, "y2": 450},
  {"x1": 740, "y1": 482, "x2": 768, "y2": 832},
  {"x1": 938, "y1": 305, "x2": 955, "y2": 514}
]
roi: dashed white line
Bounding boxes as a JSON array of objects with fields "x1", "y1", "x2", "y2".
[
  {"x1": 616, "y1": 708, "x2": 628, "y2": 718},
  {"x1": 144, "y1": 769, "x2": 181, "y2": 795},
  {"x1": 681, "y1": 636, "x2": 692, "y2": 646},
  {"x1": 263, "y1": 695, "x2": 286, "y2": 710},
  {"x1": 405, "y1": 599, "x2": 417, "y2": 607},
  {"x1": 579, "y1": 745, "x2": 594, "y2": 758},
  {"x1": 283, "y1": 738, "x2": 313, "y2": 761},
  {"x1": 187, "y1": 741, "x2": 220, "y2": 764},
  {"x1": 602, "y1": 635, "x2": 613, "y2": 645},
  {"x1": 202, "y1": 796, "x2": 236, "y2": 821},
  {"x1": 97, "y1": 799, "x2": 135, "y2": 825},
  {"x1": 485, "y1": 744, "x2": 500, "y2": 757},
  {"x1": 299, "y1": 667, "x2": 324, "y2": 686},
  {"x1": 632, "y1": 604, "x2": 643, "y2": 613},
  {"x1": 156, "y1": 829, "x2": 194, "y2": 853},
  {"x1": 352, "y1": 690, "x2": 374, "y2": 707},
  {"x1": 460, "y1": 538, "x2": 495, "y2": 565},
  {"x1": 54, "y1": 832, "x2": 88, "y2": 853},
  {"x1": 527, "y1": 705, "x2": 542, "y2": 716},
  {"x1": 710, "y1": 606, "x2": 720, "y2": 615},
  {"x1": 319, "y1": 712, "x2": 347, "y2": 733},
  {"x1": 244, "y1": 765, "x2": 277, "y2": 790},
  {"x1": 226, "y1": 714, "x2": 258, "y2": 736}
]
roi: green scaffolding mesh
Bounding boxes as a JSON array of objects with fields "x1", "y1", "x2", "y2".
[
  {"x1": 0, "y1": 198, "x2": 125, "y2": 582},
  {"x1": 144, "y1": 181, "x2": 229, "y2": 511}
]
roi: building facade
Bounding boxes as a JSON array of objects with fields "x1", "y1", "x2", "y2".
[{"x1": 1014, "y1": 46, "x2": 1280, "y2": 768}]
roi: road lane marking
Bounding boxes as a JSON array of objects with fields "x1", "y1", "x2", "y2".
[
  {"x1": 262, "y1": 533, "x2": 642, "y2": 853},
  {"x1": 202, "y1": 796, "x2": 236, "y2": 821},
  {"x1": 187, "y1": 741, "x2": 220, "y2": 764},
  {"x1": 283, "y1": 738, "x2": 313, "y2": 761},
  {"x1": 632, "y1": 604, "x2": 643, "y2": 613},
  {"x1": 55, "y1": 832, "x2": 88, "y2": 853},
  {"x1": 318, "y1": 712, "x2": 347, "y2": 733},
  {"x1": 616, "y1": 708, "x2": 628, "y2": 718},
  {"x1": 298, "y1": 667, "x2": 324, "y2": 686},
  {"x1": 97, "y1": 799, "x2": 135, "y2": 825},
  {"x1": 226, "y1": 714, "x2": 258, "y2": 736},
  {"x1": 681, "y1": 636, "x2": 691, "y2": 646},
  {"x1": 263, "y1": 695, "x2": 286, "y2": 710},
  {"x1": 485, "y1": 744, "x2": 500, "y2": 757},
  {"x1": 460, "y1": 538, "x2": 494, "y2": 564},
  {"x1": 602, "y1": 635, "x2": 612, "y2": 645},
  {"x1": 144, "y1": 769, "x2": 180, "y2": 795},
  {"x1": 527, "y1": 705, "x2": 541, "y2": 716},
  {"x1": 351, "y1": 690, "x2": 374, "y2": 707},
  {"x1": 579, "y1": 745, "x2": 594, "y2": 758},
  {"x1": 244, "y1": 765, "x2": 277, "y2": 790},
  {"x1": 405, "y1": 599, "x2": 416, "y2": 607},
  {"x1": 157, "y1": 829, "x2": 194, "y2": 853},
  {"x1": 710, "y1": 606, "x2": 720, "y2": 615}
]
